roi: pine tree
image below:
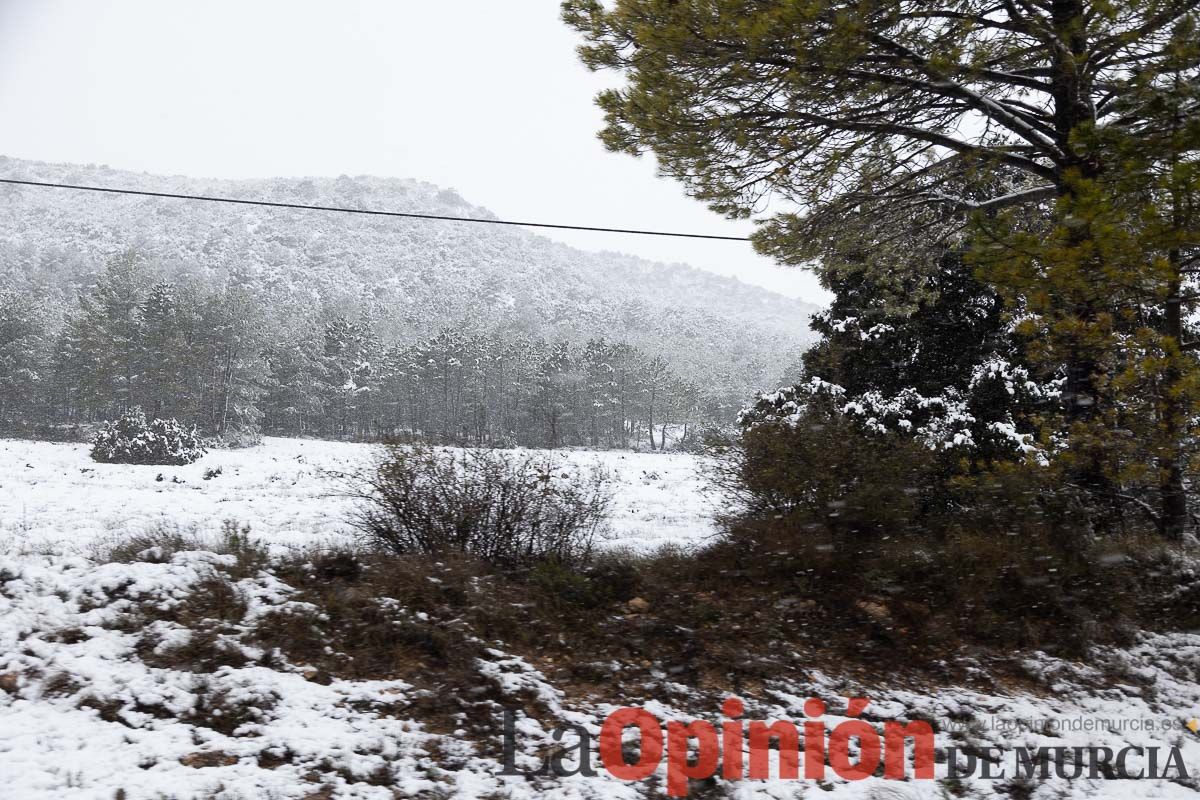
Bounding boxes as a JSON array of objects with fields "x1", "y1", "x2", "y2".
[
  {"x1": 321, "y1": 316, "x2": 381, "y2": 439},
  {"x1": 0, "y1": 289, "x2": 49, "y2": 426},
  {"x1": 197, "y1": 286, "x2": 267, "y2": 437},
  {"x1": 263, "y1": 334, "x2": 326, "y2": 435},
  {"x1": 581, "y1": 338, "x2": 619, "y2": 447},
  {"x1": 640, "y1": 355, "x2": 673, "y2": 450},
  {"x1": 138, "y1": 281, "x2": 187, "y2": 419},
  {"x1": 54, "y1": 251, "x2": 146, "y2": 418},
  {"x1": 565, "y1": 0, "x2": 1200, "y2": 530},
  {"x1": 536, "y1": 341, "x2": 580, "y2": 448}
]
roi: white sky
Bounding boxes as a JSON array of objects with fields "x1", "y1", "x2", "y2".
[{"x1": 0, "y1": 0, "x2": 828, "y2": 302}]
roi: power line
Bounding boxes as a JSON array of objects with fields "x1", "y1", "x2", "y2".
[{"x1": 0, "y1": 177, "x2": 752, "y2": 242}]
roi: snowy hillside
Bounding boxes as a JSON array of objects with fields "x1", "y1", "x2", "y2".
[{"x1": 0, "y1": 156, "x2": 818, "y2": 394}]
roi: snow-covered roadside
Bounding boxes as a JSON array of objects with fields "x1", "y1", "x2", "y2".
[
  {"x1": 0, "y1": 549, "x2": 600, "y2": 800},
  {"x1": 0, "y1": 437, "x2": 719, "y2": 554},
  {"x1": 4, "y1": 436, "x2": 1200, "y2": 799},
  {"x1": 2, "y1": 547, "x2": 1200, "y2": 799}
]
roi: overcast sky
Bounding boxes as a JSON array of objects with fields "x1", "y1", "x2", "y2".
[{"x1": 0, "y1": 0, "x2": 828, "y2": 302}]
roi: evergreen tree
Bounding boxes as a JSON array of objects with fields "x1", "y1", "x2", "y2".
[
  {"x1": 536, "y1": 341, "x2": 579, "y2": 448},
  {"x1": 565, "y1": 0, "x2": 1200, "y2": 531},
  {"x1": 640, "y1": 355, "x2": 673, "y2": 451},
  {"x1": 321, "y1": 316, "x2": 381, "y2": 438},
  {"x1": 138, "y1": 281, "x2": 188, "y2": 419},
  {"x1": 197, "y1": 286, "x2": 267, "y2": 437},
  {"x1": 55, "y1": 251, "x2": 146, "y2": 417},
  {"x1": 3, "y1": 251, "x2": 721, "y2": 449},
  {"x1": 0, "y1": 289, "x2": 49, "y2": 426},
  {"x1": 262, "y1": 334, "x2": 327, "y2": 435},
  {"x1": 580, "y1": 338, "x2": 620, "y2": 447}
]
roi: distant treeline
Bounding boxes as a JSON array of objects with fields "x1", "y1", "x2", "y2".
[{"x1": 1, "y1": 253, "x2": 735, "y2": 448}]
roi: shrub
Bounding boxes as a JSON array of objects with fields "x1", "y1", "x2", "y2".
[
  {"x1": 345, "y1": 444, "x2": 611, "y2": 568},
  {"x1": 95, "y1": 520, "x2": 267, "y2": 578},
  {"x1": 528, "y1": 549, "x2": 643, "y2": 609},
  {"x1": 708, "y1": 406, "x2": 1179, "y2": 654},
  {"x1": 708, "y1": 407, "x2": 940, "y2": 537},
  {"x1": 207, "y1": 429, "x2": 262, "y2": 450},
  {"x1": 90, "y1": 407, "x2": 206, "y2": 465}
]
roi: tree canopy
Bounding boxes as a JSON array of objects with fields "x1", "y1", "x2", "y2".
[
  {"x1": 565, "y1": 0, "x2": 1200, "y2": 534},
  {"x1": 564, "y1": 0, "x2": 1198, "y2": 289}
]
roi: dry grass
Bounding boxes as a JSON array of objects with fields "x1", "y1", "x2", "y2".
[{"x1": 89, "y1": 513, "x2": 1200, "y2": 728}]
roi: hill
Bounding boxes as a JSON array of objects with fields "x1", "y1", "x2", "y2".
[{"x1": 0, "y1": 156, "x2": 817, "y2": 397}]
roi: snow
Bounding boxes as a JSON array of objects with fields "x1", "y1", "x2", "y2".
[
  {"x1": 0, "y1": 550, "x2": 451, "y2": 799},
  {"x1": 3, "y1": 544, "x2": 1200, "y2": 798},
  {"x1": 4, "y1": 437, "x2": 1200, "y2": 798},
  {"x1": 0, "y1": 437, "x2": 718, "y2": 554}
]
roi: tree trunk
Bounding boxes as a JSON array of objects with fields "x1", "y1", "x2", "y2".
[
  {"x1": 647, "y1": 402, "x2": 656, "y2": 451},
  {"x1": 1046, "y1": 0, "x2": 1120, "y2": 521},
  {"x1": 1160, "y1": 235, "x2": 1189, "y2": 538}
]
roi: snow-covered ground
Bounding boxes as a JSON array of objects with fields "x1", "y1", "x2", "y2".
[
  {"x1": 4, "y1": 436, "x2": 1200, "y2": 799},
  {"x1": 0, "y1": 437, "x2": 719, "y2": 554},
  {"x1": 2, "y1": 545, "x2": 1200, "y2": 799}
]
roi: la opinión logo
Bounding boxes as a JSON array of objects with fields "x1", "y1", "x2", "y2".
[{"x1": 501, "y1": 696, "x2": 935, "y2": 796}]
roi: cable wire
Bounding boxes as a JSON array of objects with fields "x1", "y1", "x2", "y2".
[{"x1": 0, "y1": 178, "x2": 752, "y2": 242}]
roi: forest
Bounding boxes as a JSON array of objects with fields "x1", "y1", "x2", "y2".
[
  {"x1": 0, "y1": 158, "x2": 816, "y2": 450},
  {"x1": 0, "y1": 251, "x2": 721, "y2": 448}
]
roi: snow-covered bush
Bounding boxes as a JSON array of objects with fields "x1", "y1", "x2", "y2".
[
  {"x1": 90, "y1": 407, "x2": 206, "y2": 465},
  {"x1": 740, "y1": 358, "x2": 1057, "y2": 463}
]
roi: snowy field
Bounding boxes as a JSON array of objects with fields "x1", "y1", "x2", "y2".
[
  {"x1": 0, "y1": 437, "x2": 719, "y2": 554},
  {"x1": 4, "y1": 436, "x2": 1200, "y2": 799}
]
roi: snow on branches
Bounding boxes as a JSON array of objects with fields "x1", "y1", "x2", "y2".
[
  {"x1": 90, "y1": 407, "x2": 207, "y2": 466},
  {"x1": 741, "y1": 358, "x2": 1059, "y2": 462}
]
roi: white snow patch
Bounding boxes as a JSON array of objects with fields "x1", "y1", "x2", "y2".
[{"x1": 0, "y1": 437, "x2": 718, "y2": 554}]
